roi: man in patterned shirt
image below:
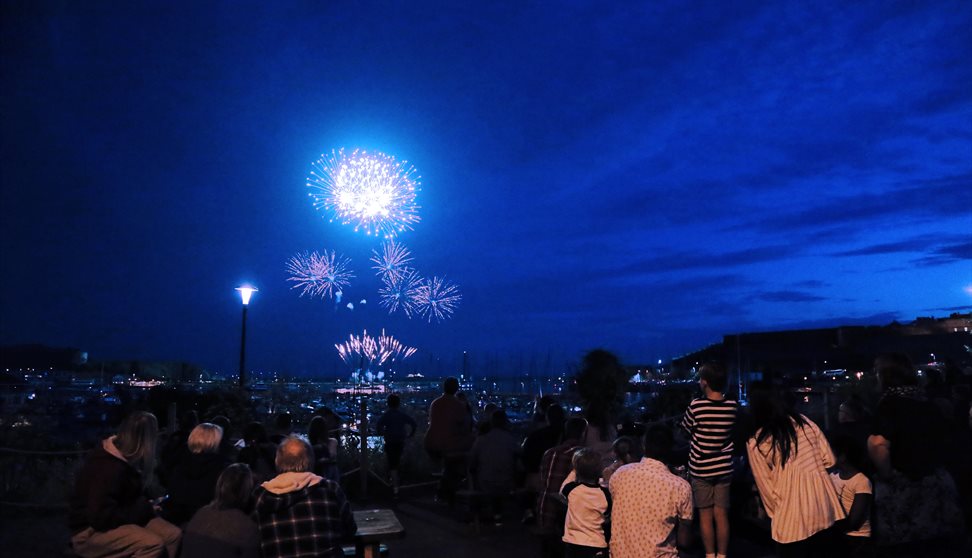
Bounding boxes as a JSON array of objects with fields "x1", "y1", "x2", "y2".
[
  {"x1": 609, "y1": 424, "x2": 693, "y2": 558},
  {"x1": 253, "y1": 436, "x2": 357, "y2": 558}
]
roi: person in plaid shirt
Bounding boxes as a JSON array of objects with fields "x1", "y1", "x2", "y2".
[
  {"x1": 537, "y1": 417, "x2": 588, "y2": 557},
  {"x1": 252, "y1": 436, "x2": 357, "y2": 558}
]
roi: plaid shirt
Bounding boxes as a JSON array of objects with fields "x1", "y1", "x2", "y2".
[
  {"x1": 538, "y1": 440, "x2": 583, "y2": 530},
  {"x1": 253, "y1": 477, "x2": 357, "y2": 558}
]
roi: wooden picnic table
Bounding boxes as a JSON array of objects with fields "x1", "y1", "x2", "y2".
[{"x1": 353, "y1": 508, "x2": 405, "y2": 558}]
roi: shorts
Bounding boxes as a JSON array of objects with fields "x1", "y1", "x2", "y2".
[{"x1": 691, "y1": 474, "x2": 732, "y2": 509}]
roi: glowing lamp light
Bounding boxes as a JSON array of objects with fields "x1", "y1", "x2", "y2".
[{"x1": 236, "y1": 286, "x2": 258, "y2": 305}]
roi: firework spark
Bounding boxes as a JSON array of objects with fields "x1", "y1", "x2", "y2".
[
  {"x1": 370, "y1": 239, "x2": 414, "y2": 282},
  {"x1": 307, "y1": 148, "x2": 421, "y2": 238},
  {"x1": 378, "y1": 269, "x2": 423, "y2": 317},
  {"x1": 335, "y1": 329, "x2": 417, "y2": 370},
  {"x1": 414, "y1": 276, "x2": 461, "y2": 323},
  {"x1": 286, "y1": 250, "x2": 355, "y2": 300}
]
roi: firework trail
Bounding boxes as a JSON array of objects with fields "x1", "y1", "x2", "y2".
[
  {"x1": 370, "y1": 239, "x2": 414, "y2": 282},
  {"x1": 307, "y1": 148, "x2": 421, "y2": 238},
  {"x1": 335, "y1": 329, "x2": 417, "y2": 370},
  {"x1": 286, "y1": 250, "x2": 355, "y2": 300},
  {"x1": 378, "y1": 269, "x2": 423, "y2": 317},
  {"x1": 414, "y1": 276, "x2": 461, "y2": 323}
]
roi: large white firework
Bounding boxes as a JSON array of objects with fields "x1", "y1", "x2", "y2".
[
  {"x1": 378, "y1": 269, "x2": 423, "y2": 317},
  {"x1": 414, "y1": 276, "x2": 462, "y2": 323},
  {"x1": 286, "y1": 250, "x2": 354, "y2": 300},
  {"x1": 370, "y1": 239, "x2": 414, "y2": 282},
  {"x1": 335, "y1": 328, "x2": 417, "y2": 370},
  {"x1": 307, "y1": 148, "x2": 421, "y2": 238}
]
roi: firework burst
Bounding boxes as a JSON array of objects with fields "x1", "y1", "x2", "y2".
[
  {"x1": 370, "y1": 239, "x2": 414, "y2": 282},
  {"x1": 414, "y1": 276, "x2": 461, "y2": 323},
  {"x1": 307, "y1": 148, "x2": 421, "y2": 238},
  {"x1": 335, "y1": 329, "x2": 417, "y2": 370},
  {"x1": 378, "y1": 269, "x2": 423, "y2": 317},
  {"x1": 286, "y1": 250, "x2": 355, "y2": 300}
]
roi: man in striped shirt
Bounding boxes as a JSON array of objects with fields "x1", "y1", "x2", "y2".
[{"x1": 680, "y1": 362, "x2": 738, "y2": 558}]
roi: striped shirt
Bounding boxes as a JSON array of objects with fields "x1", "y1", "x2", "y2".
[{"x1": 680, "y1": 397, "x2": 738, "y2": 478}]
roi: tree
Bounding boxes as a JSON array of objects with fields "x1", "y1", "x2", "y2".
[{"x1": 572, "y1": 349, "x2": 632, "y2": 434}]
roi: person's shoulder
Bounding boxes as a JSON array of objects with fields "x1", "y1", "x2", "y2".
[{"x1": 850, "y1": 472, "x2": 872, "y2": 491}]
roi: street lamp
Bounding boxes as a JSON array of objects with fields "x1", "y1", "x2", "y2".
[{"x1": 236, "y1": 285, "x2": 258, "y2": 388}]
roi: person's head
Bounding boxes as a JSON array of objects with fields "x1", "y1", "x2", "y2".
[
  {"x1": 490, "y1": 409, "x2": 509, "y2": 431},
  {"x1": 546, "y1": 404, "x2": 566, "y2": 429},
  {"x1": 643, "y1": 424, "x2": 674, "y2": 463},
  {"x1": 537, "y1": 395, "x2": 556, "y2": 413},
  {"x1": 443, "y1": 377, "x2": 460, "y2": 395},
  {"x1": 387, "y1": 394, "x2": 401, "y2": 409},
  {"x1": 273, "y1": 412, "x2": 292, "y2": 432},
  {"x1": 874, "y1": 353, "x2": 917, "y2": 390},
  {"x1": 275, "y1": 435, "x2": 314, "y2": 473},
  {"x1": 571, "y1": 448, "x2": 602, "y2": 483},
  {"x1": 563, "y1": 417, "x2": 588, "y2": 442},
  {"x1": 187, "y1": 422, "x2": 223, "y2": 454},
  {"x1": 213, "y1": 463, "x2": 254, "y2": 510},
  {"x1": 830, "y1": 434, "x2": 866, "y2": 474},
  {"x1": 838, "y1": 397, "x2": 865, "y2": 424},
  {"x1": 483, "y1": 402, "x2": 498, "y2": 416},
  {"x1": 115, "y1": 411, "x2": 159, "y2": 471},
  {"x1": 242, "y1": 421, "x2": 268, "y2": 445},
  {"x1": 699, "y1": 362, "x2": 728, "y2": 394},
  {"x1": 210, "y1": 415, "x2": 231, "y2": 443},
  {"x1": 308, "y1": 416, "x2": 328, "y2": 446},
  {"x1": 612, "y1": 436, "x2": 638, "y2": 464},
  {"x1": 748, "y1": 381, "x2": 805, "y2": 467}
]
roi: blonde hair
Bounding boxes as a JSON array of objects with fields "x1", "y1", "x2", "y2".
[
  {"x1": 114, "y1": 411, "x2": 159, "y2": 477},
  {"x1": 187, "y1": 422, "x2": 223, "y2": 454}
]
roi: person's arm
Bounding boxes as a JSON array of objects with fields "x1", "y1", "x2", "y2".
[
  {"x1": 746, "y1": 438, "x2": 778, "y2": 517},
  {"x1": 334, "y1": 486, "x2": 357, "y2": 538},
  {"x1": 867, "y1": 435, "x2": 892, "y2": 479},
  {"x1": 845, "y1": 492, "x2": 872, "y2": 532},
  {"x1": 675, "y1": 482, "x2": 694, "y2": 551},
  {"x1": 679, "y1": 403, "x2": 694, "y2": 433}
]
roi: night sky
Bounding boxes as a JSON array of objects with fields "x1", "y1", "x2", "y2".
[{"x1": 2, "y1": 1, "x2": 970, "y2": 377}]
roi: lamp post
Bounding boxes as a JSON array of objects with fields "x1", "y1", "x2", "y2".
[{"x1": 236, "y1": 286, "x2": 257, "y2": 388}]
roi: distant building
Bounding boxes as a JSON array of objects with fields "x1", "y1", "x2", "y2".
[
  {"x1": 0, "y1": 344, "x2": 87, "y2": 371},
  {"x1": 671, "y1": 313, "x2": 971, "y2": 382}
]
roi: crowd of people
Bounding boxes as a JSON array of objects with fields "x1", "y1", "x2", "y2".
[{"x1": 66, "y1": 352, "x2": 970, "y2": 558}]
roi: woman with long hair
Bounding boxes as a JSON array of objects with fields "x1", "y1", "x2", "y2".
[
  {"x1": 308, "y1": 415, "x2": 341, "y2": 482},
  {"x1": 746, "y1": 383, "x2": 844, "y2": 557},
  {"x1": 181, "y1": 463, "x2": 260, "y2": 558},
  {"x1": 69, "y1": 411, "x2": 182, "y2": 558}
]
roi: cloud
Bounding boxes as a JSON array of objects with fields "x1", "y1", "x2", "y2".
[
  {"x1": 756, "y1": 290, "x2": 827, "y2": 303},
  {"x1": 912, "y1": 241, "x2": 972, "y2": 267}
]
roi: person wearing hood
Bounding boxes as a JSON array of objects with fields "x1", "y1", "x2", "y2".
[
  {"x1": 252, "y1": 435, "x2": 357, "y2": 558},
  {"x1": 162, "y1": 422, "x2": 230, "y2": 525},
  {"x1": 69, "y1": 411, "x2": 182, "y2": 558}
]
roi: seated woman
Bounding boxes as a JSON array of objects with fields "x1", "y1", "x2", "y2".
[
  {"x1": 162, "y1": 422, "x2": 230, "y2": 525},
  {"x1": 181, "y1": 463, "x2": 260, "y2": 558},
  {"x1": 69, "y1": 411, "x2": 182, "y2": 558}
]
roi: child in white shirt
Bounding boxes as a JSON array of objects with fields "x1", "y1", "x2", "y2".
[
  {"x1": 560, "y1": 448, "x2": 611, "y2": 558},
  {"x1": 829, "y1": 434, "x2": 873, "y2": 557}
]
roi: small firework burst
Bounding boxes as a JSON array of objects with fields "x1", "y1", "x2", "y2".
[
  {"x1": 378, "y1": 269, "x2": 423, "y2": 317},
  {"x1": 370, "y1": 239, "x2": 414, "y2": 282},
  {"x1": 307, "y1": 148, "x2": 421, "y2": 238},
  {"x1": 286, "y1": 250, "x2": 354, "y2": 300},
  {"x1": 335, "y1": 328, "x2": 417, "y2": 370},
  {"x1": 414, "y1": 275, "x2": 461, "y2": 323}
]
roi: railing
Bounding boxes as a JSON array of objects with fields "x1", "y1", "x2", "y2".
[{"x1": 0, "y1": 447, "x2": 86, "y2": 510}]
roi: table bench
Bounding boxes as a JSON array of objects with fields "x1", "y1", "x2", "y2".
[{"x1": 353, "y1": 508, "x2": 405, "y2": 558}]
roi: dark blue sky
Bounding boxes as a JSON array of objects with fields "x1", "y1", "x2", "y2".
[{"x1": 2, "y1": 1, "x2": 970, "y2": 377}]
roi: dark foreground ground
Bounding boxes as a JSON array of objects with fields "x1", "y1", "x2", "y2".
[{"x1": 0, "y1": 489, "x2": 777, "y2": 558}]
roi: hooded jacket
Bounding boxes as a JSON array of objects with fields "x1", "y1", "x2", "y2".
[
  {"x1": 252, "y1": 472, "x2": 357, "y2": 558},
  {"x1": 68, "y1": 437, "x2": 154, "y2": 533}
]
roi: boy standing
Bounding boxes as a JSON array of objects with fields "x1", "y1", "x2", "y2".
[
  {"x1": 680, "y1": 362, "x2": 738, "y2": 558},
  {"x1": 560, "y1": 448, "x2": 611, "y2": 558}
]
